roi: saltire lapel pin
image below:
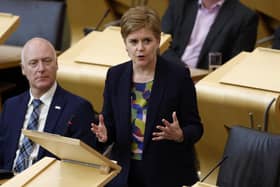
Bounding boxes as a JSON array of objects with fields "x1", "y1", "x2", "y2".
[{"x1": 55, "y1": 105, "x2": 61, "y2": 110}]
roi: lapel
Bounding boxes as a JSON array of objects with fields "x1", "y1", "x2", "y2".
[
  {"x1": 143, "y1": 57, "x2": 168, "y2": 149},
  {"x1": 38, "y1": 85, "x2": 65, "y2": 158},
  {"x1": 197, "y1": 0, "x2": 235, "y2": 67},
  {"x1": 13, "y1": 92, "x2": 30, "y2": 148},
  {"x1": 179, "y1": 0, "x2": 199, "y2": 55},
  {"x1": 43, "y1": 85, "x2": 65, "y2": 133},
  {"x1": 117, "y1": 62, "x2": 133, "y2": 142}
]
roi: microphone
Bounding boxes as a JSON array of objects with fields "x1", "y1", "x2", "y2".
[
  {"x1": 102, "y1": 142, "x2": 114, "y2": 158},
  {"x1": 83, "y1": 8, "x2": 111, "y2": 35},
  {"x1": 248, "y1": 112, "x2": 254, "y2": 129},
  {"x1": 200, "y1": 156, "x2": 228, "y2": 182},
  {"x1": 95, "y1": 8, "x2": 111, "y2": 31},
  {"x1": 263, "y1": 98, "x2": 275, "y2": 132}
]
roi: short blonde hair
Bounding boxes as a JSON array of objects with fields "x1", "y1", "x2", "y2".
[{"x1": 120, "y1": 6, "x2": 161, "y2": 41}]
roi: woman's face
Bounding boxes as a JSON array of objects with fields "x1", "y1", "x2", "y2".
[{"x1": 124, "y1": 27, "x2": 160, "y2": 68}]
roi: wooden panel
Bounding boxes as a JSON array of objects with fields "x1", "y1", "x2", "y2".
[
  {"x1": 221, "y1": 48, "x2": 280, "y2": 92},
  {"x1": 241, "y1": 0, "x2": 280, "y2": 20},
  {"x1": 191, "y1": 182, "x2": 218, "y2": 187},
  {"x1": 256, "y1": 0, "x2": 280, "y2": 20},
  {"x1": 0, "y1": 12, "x2": 19, "y2": 44},
  {"x1": 0, "y1": 45, "x2": 22, "y2": 69},
  {"x1": 66, "y1": 0, "x2": 169, "y2": 45},
  {"x1": 23, "y1": 130, "x2": 121, "y2": 171},
  {"x1": 2, "y1": 157, "x2": 120, "y2": 187},
  {"x1": 1, "y1": 131, "x2": 121, "y2": 187}
]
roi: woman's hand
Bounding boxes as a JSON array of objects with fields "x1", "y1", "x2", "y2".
[
  {"x1": 152, "y1": 111, "x2": 184, "y2": 142},
  {"x1": 91, "y1": 114, "x2": 108, "y2": 143}
]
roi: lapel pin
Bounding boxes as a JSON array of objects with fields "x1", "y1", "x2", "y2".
[{"x1": 55, "y1": 106, "x2": 61, "y2": 110}]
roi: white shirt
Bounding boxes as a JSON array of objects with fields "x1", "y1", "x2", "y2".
[{"x1": 13, "y1": 82, "x2": 57, "y2": 171}]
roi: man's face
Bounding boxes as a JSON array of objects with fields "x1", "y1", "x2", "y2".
[{"x1": 21, "y1": 39, "x2": 58, "y2": 94}]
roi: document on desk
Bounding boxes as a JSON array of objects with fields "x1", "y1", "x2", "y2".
[
  {"x1": 220, "y1": 47, "x2": 280, "y2": 93},
  {"x1": 75, "y1": 26, "x2": 129, "y2": 67},
  {"x1": 75, "y1": 26, "x2": 171, "y2": 67}
]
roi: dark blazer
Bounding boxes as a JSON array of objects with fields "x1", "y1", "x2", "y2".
[
  {"x1": 161, "y1": 0, "x2": 259, "y2": 69},
  {"x1": 0, "y1": 85, "x2": 97, "y2": 170},
  {"x1": 102, "y1": 56, "x2": 203, "y2": 187}
]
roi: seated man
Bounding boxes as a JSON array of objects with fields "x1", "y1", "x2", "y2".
[
  {"x1": 161, "y1": 0, "x2": 259, "y2": 69},
  {"x1": 0, "y1": 37, "x2": 97, "y2": 173}
]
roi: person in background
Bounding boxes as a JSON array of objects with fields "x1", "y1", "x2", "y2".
[
  {"x1": 161, "y1": 0, "x2": 259, "y2": 69},
  {"x1": 91, "y1": 6, "x2": 203, "y2": 187},
  {"x1": 0, "y1": 37, "x2": 97, "y2": 173}
]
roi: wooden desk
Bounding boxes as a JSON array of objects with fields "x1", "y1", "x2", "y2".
[
  {"x1": 0, "y1": 179, "x2": 8, "y2": 185},
  {"x1": 57, "y1": 26, "x2": 171, "y2": 112},
  {"x1": 195, "y1": 49, "x2": 280, "y2": 184},
  {"x1": 0, "y1": 45, "x2": 22, "y2": 69},
  {"x1": 2, "y1": 130, "x2": 121, "y2": 187},
  {"x1": 0, "y1": 13, "x2": 21, "y2": 69},
  {"x1": 0, "y1": 12, "x2": 19, "y2": 44},
  {"x1": 190, "y1": 68, "x2": 208, "y2": 83},
  {"x1": 191, "y1": 182, "x2": 217, "y2": 187},
  {"x1": 0, "y1": 12, "x2": 20, "y2": 108}
]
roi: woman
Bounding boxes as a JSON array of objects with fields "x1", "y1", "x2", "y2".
[{"x1": 92, "y1": 6, "x2": 203, "y2": 187}]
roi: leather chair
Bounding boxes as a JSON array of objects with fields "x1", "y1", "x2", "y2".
[
  {"x1": 216, "y1": 126, "x2": 280, "y2": 187},
  {"x1": 272, "y1": 27, "x2": 280, "y2": 49},
  {"x1": 0, "y1": 0, "x2": 66, "y2": 50},
  {"x1": 0, "y1": 0, "x2": 67, "y2": 104}
]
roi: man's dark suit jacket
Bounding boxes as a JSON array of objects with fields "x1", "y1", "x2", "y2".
[
  {"x1": 102, "y1": 56, "x2": 203, "y2": 187},
  {"x1": 0, "y1": 85, "x2": 97, "y2": 171},
  {"x1": 161, "y1": 0, "x2": 259, "y2": 69}
]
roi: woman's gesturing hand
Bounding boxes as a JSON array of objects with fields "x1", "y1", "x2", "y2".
[
  {"x1": 91, "y1": 114, "x2": 108, "y2": 143},
  {"x1": 152, "y1": 111, "x2": 184, "y2": 143}
]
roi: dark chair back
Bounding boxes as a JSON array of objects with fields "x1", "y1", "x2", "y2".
[
  {"x1": 217, "y1": 126, "x2": 280, "y2": 187},
  {"x1": 0, "y1": 0, "x2": 66, "y2": 50},
  {"x1": 272, "y1": 27, "x2": 280, "y2": 50}
]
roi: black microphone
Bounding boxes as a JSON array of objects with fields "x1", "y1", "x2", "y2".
[
  {"x1": 102, "y1": 142, "x2": 114, "y2": 158},
  {"x1": 200, "y1": 156, "x2": 228, "y2": 182},
  {"x1": 83, "y1": 8, "x2": 111, "y2": 35},
  {"x1": 248, "y1": 112, "x2": 254, "y2": 129},
  {"x1": 263, "y1": 98, "x2": 275, "y2": 132}
]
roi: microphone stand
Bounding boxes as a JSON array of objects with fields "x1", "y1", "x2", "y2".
[
  {"x1": 83, "y1": 8, "x2": 111, "y2": 35},
  {"x1": 200, "y1": 156, "x2": 228, "y2": 183}
]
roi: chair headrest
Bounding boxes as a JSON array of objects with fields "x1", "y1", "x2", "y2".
[
  {"x1": 0, "y1": 0, "x2": 66, "y2": 50},
  {"x1": 217, "y1": 125, "x2": 280, "y2": 187}
]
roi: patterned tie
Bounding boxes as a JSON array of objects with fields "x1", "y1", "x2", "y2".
[{"x1": 14, "y1": 99, "x2": 42, "y2": 173}]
